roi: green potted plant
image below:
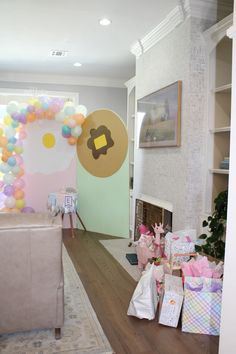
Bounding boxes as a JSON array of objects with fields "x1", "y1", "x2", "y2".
[{"x1": 195, "y1": 190, "x2": 228, "y2": 260}]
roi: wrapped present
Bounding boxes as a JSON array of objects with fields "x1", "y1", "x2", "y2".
[
  {"x1": 181, "y1": 255, "x2": 224, "y2": 279},
  {"x1": 127, "y1": 264, "x2": 158, "y2": 320},
  {"x1": 159, "y1": 274, "x2": 184, "y2": 328},
  {"x1": 165, "y1": 231, "x2": 196, "y2": 265},
  {"x1": 182, "y1": 276, "x2": 222, "y2": 335}
]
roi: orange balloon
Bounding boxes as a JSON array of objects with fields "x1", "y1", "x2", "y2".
[
  {"x1": 45, "y1": 110, "x2": 55, "y2": 120},
  {"x1": 27, "y1": 112, "x2": 36, "y2": 122},
  {"x1": 1, "y1": 154, "x2": 8, "y2": 162},
  {"x1": 0, "y1": 207, "x2": 11, "y2": 212},
  {"x1": 0, "y1": 136, "x2": 8, "y2": 147},
  {"x1": 10, "y1": 208, "x2": 20, "y2": 213},
  {"x1": 2, "y1": 149, "x2": 12, "y2": 158},
  {"x1": 14, "y1": 189, "x2": 25, "y2": 199},
  {"x1": 17, "y1": 168, "x2": 24, "y2": 177},
  {"x1": 68, "y1": 136, "x2": 77, "y2": 145},
  {"x1": 74, "y1": 114, "x2": 85, "y2": 125}
]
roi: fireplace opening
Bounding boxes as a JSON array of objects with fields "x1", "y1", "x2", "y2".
[{"x1": 134, "y1": 196, "x2": 172, "y2": 241}]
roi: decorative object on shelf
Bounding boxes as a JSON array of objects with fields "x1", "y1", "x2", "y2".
[
  {"x1": 219, "y1": 157, "x2": 229, "y2": 169},
  {"x1": 195, "y1": 190, "x2": 228, "y2": 260},
  {"x1": 138, "y1": 81, "x2": 182, "y2": 148}
]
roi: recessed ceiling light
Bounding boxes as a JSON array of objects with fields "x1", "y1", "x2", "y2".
[
  {"x1": 99, "y1": 18, "x2": 112, "y2": 26},
  {"x1": 73, "y1": 62, "x2": 82, "y2": 67}
]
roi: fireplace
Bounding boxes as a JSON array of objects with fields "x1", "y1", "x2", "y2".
[{"x1": 134, "y1": 194, "x2": 173, "y2": 241}]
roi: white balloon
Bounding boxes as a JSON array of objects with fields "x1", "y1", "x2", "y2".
[
  {"x1": 55, "y1": 111, "x2": 65, "y2": 122},
  {"x1": 71, "y1": 126, "x2": 82, "y2": 138},
  {"x1": 76, "y1": 105, "x2": 87, "y2": 116},
  {"x1": 3, "y1": 173, "x2": 15, "y2": 185},
  {"x1": 4, "y1": 196, "x2": 16, "y2": 208},
  {"x1": 6, "y1": 101, "x2": 19, "y2": 114},
  {"x1": 5, "y1": 127, "x2": 16, "y2": 139},
  {"x1": 0, "y1": 163, "x2": 11, "y2": 174}
]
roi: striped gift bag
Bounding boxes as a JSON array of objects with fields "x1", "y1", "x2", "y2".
[{"x1": 182, "y1": 276, "x2": 222, "y2": 335}]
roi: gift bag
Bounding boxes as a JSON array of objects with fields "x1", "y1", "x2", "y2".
[
  {"x1": 127, "y1": 264, "x2": 158, "y2": 320},
  {"x1": 159, "y1": 274, "x2": 184, "y2": 327},
  {"x1": 165, "y1": 231, "x2": 195, "y2": 265},
  {"x1": 182, "y1": 276, "x2": 222, "y2": 335}
]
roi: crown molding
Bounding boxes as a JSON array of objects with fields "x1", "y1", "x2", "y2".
[
  {"x1": 204, "y1": 13, "x2": 233, "y2": 52},
  {"x1": 130, "y1": 0, "x2": 227, "y2": 58},
  {"x1": 0, "y1": 71, "x2": 126, "y2": 89},
  {"x1": 124, "y1": 76, "x2": 136, "y2": 95},
  {"x1": 130, "y1": 4, "x2": 186, "y2": 58},
  {"x1": 227, "y1": 24, "x2": 236, "y2": 39}
]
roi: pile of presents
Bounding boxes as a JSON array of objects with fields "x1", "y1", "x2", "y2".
[{"x1": 127, "y1": 223, "x2": 224, "y2": 336}]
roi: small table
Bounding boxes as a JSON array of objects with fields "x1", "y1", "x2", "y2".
[{"x1": 47, "y1": 191, "x2": 86, "y2": 238}]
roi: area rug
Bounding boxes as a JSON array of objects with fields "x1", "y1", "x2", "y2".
[
  {"x1": 0, "y1": 246, "x2": 114, "y2": 354},
  {"x1": 99, "y1": 238, "x2": 141, "y2": 282}
]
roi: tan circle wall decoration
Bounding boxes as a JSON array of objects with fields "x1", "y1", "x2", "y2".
[{"x1": 77, "y1": 109, "x2": 128, "y2": 177}]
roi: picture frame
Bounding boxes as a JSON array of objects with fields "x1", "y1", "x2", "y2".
[{"x1": 138, "y1": 81, "x2": 182, "y2": 148}]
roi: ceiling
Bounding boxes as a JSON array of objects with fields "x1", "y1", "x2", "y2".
[{"x1": 0, "y1": 0, "x2": 178, "y2": 84}]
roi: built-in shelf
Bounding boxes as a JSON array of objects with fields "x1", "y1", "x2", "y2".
[
  {"x1": 214, "y1": 83, "x2": 232, "y2": 93},
  {"x1": 210, "y1": 168, "x2": 229, "y2": 175},
  {"x1": 131, "y1": 138, "x2": 135, "y2": 142},
  {"x1": 211, "y1": 126, "x2": 231, "y2": 133},
  {"x1": 130, "y1": 161, "x2": 134, "y2": 165},
  {"x1": 131, "y1": 114, "x2": 135, "y2": 119}
]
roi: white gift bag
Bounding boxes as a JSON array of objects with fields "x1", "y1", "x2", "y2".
[
  {"x1": 159, "y1": 274, "x2": 184, "y2": 327},
  {"x1": 127, "y1": 264, "x2": 158, "y2": 320}
]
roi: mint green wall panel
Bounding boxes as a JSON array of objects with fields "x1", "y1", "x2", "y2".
[{"x1": 77, "y1": 156, "x2": 129, "y2": 238}]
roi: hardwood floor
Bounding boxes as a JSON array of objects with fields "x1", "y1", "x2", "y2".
[{"x1": 63, "y1": 229, "x2": 219, "y2": 354}]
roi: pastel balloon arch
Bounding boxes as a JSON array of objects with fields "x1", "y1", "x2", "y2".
[{"x1": 0, "y1": 96, "x2": 87, "y2": 213}]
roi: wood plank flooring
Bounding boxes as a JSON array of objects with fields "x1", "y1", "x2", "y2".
[{"x1": 63, "y1": 229, "x2": 219, "y2": 354}]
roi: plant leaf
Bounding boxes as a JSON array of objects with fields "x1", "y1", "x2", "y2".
[{"x1": 199, "y1": 234, "x2": 207, "y2": 239}]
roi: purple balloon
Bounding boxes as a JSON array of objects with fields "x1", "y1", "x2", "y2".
[
  {"x1": 3, "y1": 185, "x2": 15, "y2": 197},
  {"x1": 21, "y1": 206, "x2": 35, "y2": 213},
  {"x1": 11, "y1": 112, "x2": 18, "y2": 120},
  {"x1": 27, "y1": 105, "x2": 35, "y2": 113}
]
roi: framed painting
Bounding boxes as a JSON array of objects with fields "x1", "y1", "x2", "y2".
[{"x1": 138, "y1": 81, "x2": 182, "y2": 148}]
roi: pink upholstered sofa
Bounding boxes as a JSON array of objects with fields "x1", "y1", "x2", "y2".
[{"x1": 0, "y1": 212, "x2": 64, "y2": 339}]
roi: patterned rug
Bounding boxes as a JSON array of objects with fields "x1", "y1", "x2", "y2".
[
  {"x1": 99, "y1": 238, "x2": 141, "y2": 282},
  {"x1": 0, "y1": 246, "x2": 114, "y2": 354}
]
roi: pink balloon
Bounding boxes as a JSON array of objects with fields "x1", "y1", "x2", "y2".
[
  {"x1": 13, "y1": 178, "x2": 25, "y2": 190},
  {"x1": 0, "y1": 181, "x2": 4, "y2": 189},
  {"x1": 15, "y1": 155, "x2": 23, "y2": 165},
  {"x1": 19, "y1": 131, "x2": 27, "y2": 139}
]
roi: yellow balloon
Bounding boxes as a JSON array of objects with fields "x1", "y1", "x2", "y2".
[
  {"x1": 15, "y1": 146, "x2": 23, "y2": 154},
  {"x1": 64, "y1": 101, "x2": 74, "y2": 107},
  {"x1": 0, "y1": 127, "x2": 3, "y2": 136},
  {"x1": 4, "y1": 115, "x2": 12, "y2": 126},
  {"x1": 63, "y1": 118, "x2": 69, "y2": 125},
  {"x1": 42, "y1": 133, "x2": 56, "y2": 149},
  {"x1": 15, "y1": 199, "x2": 25, "y2": 209}
]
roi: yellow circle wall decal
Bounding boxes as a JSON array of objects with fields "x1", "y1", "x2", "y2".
[
  {"x1": 77, "y1": 109, "x2": 128, "y2": 177},
  {"x1": 42, "y1": 133, "x2": 56, "y2": 148}
]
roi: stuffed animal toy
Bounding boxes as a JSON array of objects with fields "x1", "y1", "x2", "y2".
[{"x1": 135, "y1": 222, "x2": 165, "y2": 269}]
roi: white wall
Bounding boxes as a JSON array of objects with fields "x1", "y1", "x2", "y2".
[{"x1": 134, "y1": 18, "x2": 209, "y2": 231}]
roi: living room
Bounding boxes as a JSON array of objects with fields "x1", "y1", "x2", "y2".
[{"x1": 0, "y1": 1, "x2": 236, "y2": 353}]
